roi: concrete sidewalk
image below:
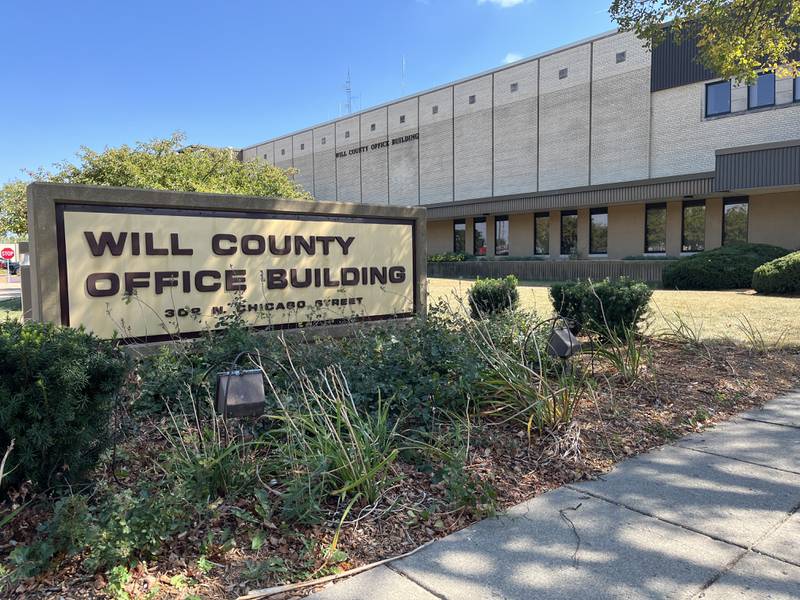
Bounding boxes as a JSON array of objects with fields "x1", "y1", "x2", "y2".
[{"x1": 310, "y1": 391, "x2": 800, "y2": 599}]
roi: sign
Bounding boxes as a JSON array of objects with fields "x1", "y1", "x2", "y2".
[
  {"x1": 26, "y1": 184, "x2": 426, "y2": 344},
  {"x1": 335, "y1": 133, "x2": 418, "y2": 159},
  {"x1": 1, "y1": 247, "x2": 14, "y2": 260}
]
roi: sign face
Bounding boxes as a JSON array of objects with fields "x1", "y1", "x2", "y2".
[
  {"x1": 0, "y1": 247, "x2": 14, "y2": 260},
  {"x1": 55, "y1": 204, "x2": 419, "y2": 343}
]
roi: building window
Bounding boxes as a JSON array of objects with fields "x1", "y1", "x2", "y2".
[
  {"x1": 370, "y1": 123, "x2": 376, "y2": 132},
  {"x1": 345, "y1": 130, "x2": 350, "y2": 139},
  {"x1": 560, "y1": 210, "x2": 578, "y2": 256},
  {"x1": 281, "y1": 149, "x2": 285, "y2": 156},
  {"x1": 473, "y1": 217, "x2": 487, "y2": 255},
  {"x1": 723, "y1": 197, "x2": 749, "y2": 245},
  {"x1": 748, "y1": 72, "x2": 775, "y2": 109},
  {"x1": 432, "y1": 105, "x2": 439, "y2": 114},
  {"x1": 321, "y1": 136, "x2": 326, "y2": 145},
  {"x1": 589, "y1": 208, "x2": 608, "y2": 255},
  {"x1": 263, "y1": 153, "x2": 268, "y2": 159},
  {"x1": 495, "y1": 216, "x2": 509, "y2": 256},
  {"x1": 510, "y1": 82, "x2": 518, "y2": 93},
  {"x1": 300, "y1": 143, "x2": 305, "y2": 150},
  {"x1": 616, "y1": 51, "x2": 626, "y2": 63},
  {"x1": 453, "y1": 220, "x2": 466, "y2": 254},
  {"x1": 681, "y1": 200, "x2": 706, "y2": 253},
  {"x1": 559, "y1": 68, "x2": 568, "y2": 80},
  {"x1": 399, "y1": 115, "x2": 405, "y2": 124},
  {"x1": 644, "y1": 203, "x2": 667, "y2": 253},
  {"x1": 534, "y1": 213, "x2": 549, "y2": 256},
  {"x1": 468, "y1": 94, "x2": 476, "y2": 104},
  {"x1": 706, "y1": 80, "x2": 731, "y2": 117}
]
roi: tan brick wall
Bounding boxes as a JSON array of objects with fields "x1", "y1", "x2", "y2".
[
  {"x1": 508, "y1": 213, "x2": 534, "y2": 256},
  {"x1": 608, "y1": 203, "x2": 645, "y2": 259},
  {"x1": 749, "y1": 191, "x2": 800, "y2": 251},
  {"x1": 427, "y1": 220, "x2": 452, "y2": 255}
]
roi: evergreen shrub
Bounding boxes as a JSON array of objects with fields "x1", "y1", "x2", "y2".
[
  {"x1": 752, "y1": 250, "x2": 800, "y2": 294},
  {"x1": 662, "y1": 243, "x2": 788, "y2": 290},
  {"x1": 0, "y1": 321, "x2": 128, "y2": 490},
  {"x1": 550, "y1": 277, "x2": 652, "y2": 336},
  {"x1": 468, "y1": 275, "x2": 519, "y2": 319}
]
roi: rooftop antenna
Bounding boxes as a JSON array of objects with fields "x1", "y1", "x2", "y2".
[{"x1": 344, "y1": 68, "x2": 353, "y2": 114}]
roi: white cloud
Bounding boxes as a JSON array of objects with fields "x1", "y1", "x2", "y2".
[
  {"x1": 478, "y1": 0, "x2": 525, "y2": 7},
  {"x1": 503, "y1": 52, "x2": 523, "y2": 64}
]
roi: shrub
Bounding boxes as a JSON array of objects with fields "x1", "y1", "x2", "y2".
[
  {"x1": 0, "y1": 321, "x2": 128, "y2": 491},
  {"x1": 468, "y1": 275, "x2": 519, "y2": 319},
  {"x1": 428, "y1": 252, "x2": 466, "y2": 263},
  {"x1": 752, "y1": 251, "x2": 800, "y2": 295},
  {"x1": 550, "y1": 277, "x2": 652, "y2": 336},
  {"x1": 662, "y1": 243, "x2": 789, "y2": 290}
]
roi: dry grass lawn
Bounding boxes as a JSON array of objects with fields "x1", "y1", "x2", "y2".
[{"x1": 428, "y1": 277, "x2": 800, "y2": 347}]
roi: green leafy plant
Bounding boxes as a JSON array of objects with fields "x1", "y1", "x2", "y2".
[
  {"x1": 266, "y1": 364, "x2": 400, "y2": 524},
  {"x1": 468, "y1": 275, "x2": 520, "y2": 319},
  {"x1": 427, "y1": 252, "x2": 466, "y2": 263},
  {"x1": 0, "y1": 320, "x2": 128, "y2": 490},
  {"x1": 594, "y1": 323, "x2": 651, "y2": 383},
  {"x1": 550, "y1": 277, "x2": 652, "y2": 337},
  {"x1": 752, "y1": 250, "x2": 800, "y2": 295},
  {"x1": 662, "y1": 243, "x2": 789, "y2": 290}
]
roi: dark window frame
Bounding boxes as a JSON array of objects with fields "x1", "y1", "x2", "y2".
[
  {"x1": 494, "y1": 215, "x2": 510, "y2": 256},
  {"x1": 644, "y1": 202, "x2": 667, "y2": 254},
  {"x1": 615, "y1": 51, "x2": 626, "y2": 63},
  {"x1": 473, "y1": 217, "x2": 487, "y2": 256},
  {"x1": 534, "y1": 212, "x2": 549, "y2": 256},
  {"x1": 705, "y1": 80, "x2": 731, "y2": 117},
  {"x1": 748, "y1": 72, "x2": 776, "y2": 110},
  {"x1": 560, "y1": 210, "x2": 578, "y2": 256},
  {"x1": 558, "y1": 68, "x2": 568, "y2": 80},
  {"x1": 722, "y1": 197, "x2": 749, "y2": 245},
  {"x1": 589, "y1": 207, "x2": 608, "y2": 255},
  {"x1": 453, "y1": 219, "x2": 466, "y2": 254},
  {"x1": 681, "y1": 199, "x2": 706, "y2": 253},
  {"x1": 468, "y1": 94, "x2": 476, "y2": 105},
  {"x1": 510, "y1": 82, "x2": 518, "y2": 92}
]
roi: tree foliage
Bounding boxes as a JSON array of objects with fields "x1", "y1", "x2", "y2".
[
  {"x1": 1, "y1": 132, "x2": 311, "y2": 236},
  {"x1": 609, "y1": 0, "x2": 800, "y2": 82}
]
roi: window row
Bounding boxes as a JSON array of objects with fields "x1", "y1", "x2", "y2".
[
  {"x1": 706, "y1": 73, "x2": 800, "y2": 117},
  {"x1": 452, "y1": 199, "x2": 750, "y2": 256}
]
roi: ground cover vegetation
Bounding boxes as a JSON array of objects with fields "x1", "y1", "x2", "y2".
[{"x1": 1, "y1": 275, "x2": 799, "y2": 598}]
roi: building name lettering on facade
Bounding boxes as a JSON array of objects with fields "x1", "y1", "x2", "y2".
[{"x1": 335, "y1": 133, "x2": 419, "y2": 158}]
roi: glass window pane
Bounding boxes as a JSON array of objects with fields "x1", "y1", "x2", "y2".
[
  {"x1": 590, "y1": 209, "x2": 608, "y2": 254},
  {"x1": 645, "y1": 204, "x2": 666, "y2": 253},
  {"x1": 749, "y1": 72, "x2": 775, "y2": 108},
  {"x1": 682, "y1": 201, "x2": 705, "y2": 253},
  {"x1": 560, "y1": 212, "x2": 578, "y2": 256},
  {"x1": 495, "y1": 216, "x2": 509, "y2": 256},
  {"x1": 706, "y1": 81, "x2": 731, "y2": 116},
  {"x1": 534, "y1": 214, "x2": 549, "y2": 255},
  {"x1": 473, "y1": 218, "x2": 487, "y2": 256},
  {"x1": 723, "y1": 200, "x2": 748, "y2": 245},
  {"x1": 453, "y1": 220, "x2": 466, "y2": 254}
]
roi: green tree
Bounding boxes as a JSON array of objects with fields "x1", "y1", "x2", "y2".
[
  {"x1": 0, "y1": 181, "x2": 29, "y2": 238},
  {"x1": 1, "y1": 132, "x2": 311, "y2": 236},
  {"x1": 609, "y1": 0, "x2": 800, "y2": 82}
]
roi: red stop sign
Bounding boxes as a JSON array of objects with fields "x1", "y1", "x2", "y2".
[{"x1": 1, "y1": 248, "x2": 14, "y2": 260}]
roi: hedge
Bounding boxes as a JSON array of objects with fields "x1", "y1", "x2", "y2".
[
  {"x1": 662, "y1": 243, "x2": 789, "y2": 290},
  {"x1": 752, "y1": 250, "x2": 800, "y2": 295}
]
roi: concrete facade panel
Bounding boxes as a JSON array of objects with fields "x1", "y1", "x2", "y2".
[
  {"x1": 388, "y1": 98, "x2": 419, "y2": 205},
  {"x1": 508, "y1": 213, "x2": 534, "y2": 256},
  {"x1": 419, "y1": 87, "x2": 454, "y2": 204},
  {"x1": 256, "y1": 143, "x2": 274, "y2": 165},
  {"x1": 274, "y1": 136, "x2": 293, "y2": 171},
  {"x1": 335, "y1": 117, "x2": 361, "y2": 203},
  {"x1": 705, "y1": 197, "x2": 723, "y2": 250},
  {"x1": 360, "y1": 108, "x2": 389, "y2": 204},
  {"x1": 427, "y1": 220, "x2": 451, "y2": 255},
  {"x1": 590, "y1": 68, "x2": 651, "y2": 185},
  {"x1": 292, "y1": 132, "x2": 314, "y2": 195},
  {"x1": 608, "y1": 203, "x2": 645, "y2": 259},
  {"x1": 454, "y1": 75, "x2": 493, "y2": 201},
  {"x1": 539, "y1": 84, "x2": 591, "y2": 190},
  {"x1": 313, "y1": 125, "x2": 336, "y2": 201}
]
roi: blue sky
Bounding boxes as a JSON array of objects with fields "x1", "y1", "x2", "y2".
[{"x1": 0, "y1": 0, "x2": 615, "y2": 183}]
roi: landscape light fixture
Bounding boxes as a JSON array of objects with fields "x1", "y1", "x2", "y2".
[
  {"x1": 547, "y1": 318, "x2": 581, "y2": 359},
  {"x1": 215, "y1": 352, "x2": 265, "y2": 418}
]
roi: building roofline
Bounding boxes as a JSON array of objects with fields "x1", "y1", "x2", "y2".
[{"x1": 242, "y1": 27, "x2": 622, "y2": 150}]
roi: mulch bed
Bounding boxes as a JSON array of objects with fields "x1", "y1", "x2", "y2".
[{"x1": 3, "y1": 340, "x2": 799, "y2": 599}]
